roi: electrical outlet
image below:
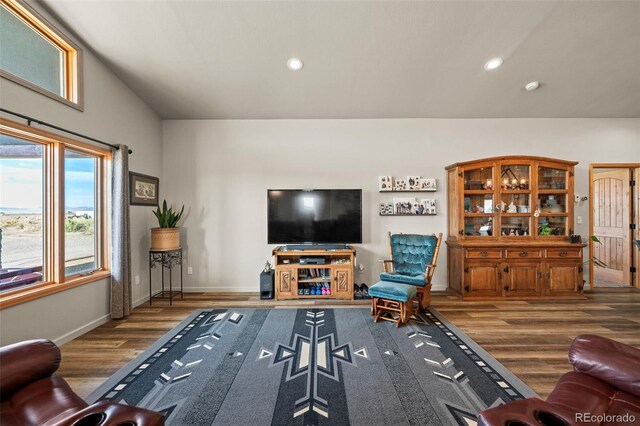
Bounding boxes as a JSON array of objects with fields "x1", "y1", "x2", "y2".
[
  {"x1": 135, "y1": 275, "x2": 140, "y2": 285},
  {"x1": 357, "y1": 264, "x2": 365, "y2": 273},
  {"x1": 187, "y1": 267, "x2": 193, "y2": 275},
  {"x1": 577, "y1": 216, "x2": 583, "y2": 224}
]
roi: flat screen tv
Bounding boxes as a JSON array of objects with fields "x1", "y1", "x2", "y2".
[{"x1": 267, "y1": 189, "x2": 362, "y2": 244}]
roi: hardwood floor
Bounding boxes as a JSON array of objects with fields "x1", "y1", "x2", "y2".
[{"x1": 58, "y1": 288, "x2": 640, "y2": 400}]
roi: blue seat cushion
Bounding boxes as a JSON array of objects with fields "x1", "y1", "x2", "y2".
[
  {"x1": 390, "y1": 234, "x2": 438, "y2": 276},
  {"x1": 379, "y1": 271, "x2": 426, "y2": 287},
  {"x1": 369, "y1": 281, "x2": 417, "y2": 302}
]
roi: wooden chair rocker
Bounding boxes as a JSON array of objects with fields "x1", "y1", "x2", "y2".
[{"x1": 370, "y1": 232, "x2": 443, "y2": 326}]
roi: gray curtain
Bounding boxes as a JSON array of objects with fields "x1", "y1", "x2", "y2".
[{"x1": 111, "y1": 144, "x2": 132, "y2": 319}]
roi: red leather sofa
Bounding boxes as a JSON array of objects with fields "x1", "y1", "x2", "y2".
[
  {"x1": 0, "y1": 339, "x2": 164, "y2": 426},
  {"x1": 478, "y1": 334, "x2": 640, "y2": 426}
]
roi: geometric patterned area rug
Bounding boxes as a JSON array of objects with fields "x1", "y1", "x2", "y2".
[{"x1": 87, "y1": 308, "x2": 537, "y2": 425}]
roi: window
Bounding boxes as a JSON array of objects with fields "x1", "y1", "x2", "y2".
[
  {"x1": 0, "y1": 136, "x2": 45, "y2": 290},
  {"x1": 0, "y1": 0, "x2": 83, "y2": 109},
  {"x1": 0, "y1": 118, "x2": 109, "y2": 308},
  {"x1": 64, "y1": 149, "x2": 98, "y2": 276}
]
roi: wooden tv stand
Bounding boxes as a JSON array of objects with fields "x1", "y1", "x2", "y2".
[{"x1": 272, "y1": 246, "x2": 355, "y2": 300}]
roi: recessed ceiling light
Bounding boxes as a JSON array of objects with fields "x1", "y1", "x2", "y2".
[
  {"x1": 287, "y1": 57, "x2": 304, "y2": 71},
  {"x1": 524, "y1": 81, "x2": 541, "y2": 91},
  {"x1": 484, "y1": 57, "x2": 503, "y2": 70}
]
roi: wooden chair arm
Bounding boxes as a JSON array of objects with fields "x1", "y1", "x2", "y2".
[
  {"x1": 424, "y1": 264, "x2": 436, "y2": 284},
  {"x1": 379, "y1": 259, "x2": 394, "y2": 273}
]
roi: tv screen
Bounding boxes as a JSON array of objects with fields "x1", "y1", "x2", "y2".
[{"x1": 267, "y1": 189, "x2": 362, "y2": 244}]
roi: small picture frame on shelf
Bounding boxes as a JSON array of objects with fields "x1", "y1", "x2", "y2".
[
  {"x1": 394, "y1": 179, "x2": 407, "y2": 191},
  {"x1": 484, "y1": 199, "x2": 493, "y2": 213},
  {"x1": 393, "y1": 197, "x2": 415, "y2": 214},
  {"x1": 407, "y1": 176, "x2": 421, "y2": 190},
  {"x1": 421, "y1": 198, "x2": 436, "y2": 215},
  {"x1": 379, "y1": 202, "x2": 394, "y2": 215},
  {"x1": 378, "y1": 176, "x2": 394, "y2": 191},
  {"x1": 419, "y1": 178, "x2": 437, "y2": 191}
]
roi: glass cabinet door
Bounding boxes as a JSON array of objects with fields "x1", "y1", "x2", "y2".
[
  {"x1": 501, "y1": 216, "x2": 531, "y2": 237},
  {"x1": 538, "y1": 216, "x2": 567, "y2": 236},
  {"x1": 537, "y1": 165, "x2": 569, "y2": 237},
  {"x1": 499, "y1": 164, "x2": 532, "y2": 238},
  {"x1": 500, "y1": 164, "x2": 530, "y2": 191},
  {"x1": 538, "y1": 166, "x2": 567, "y2": 190},
  {"x1": 462, "y1": 164, "x2": 495, "y2": 237},
  {"x1": 464, "y1": 166, "x2": 493, "y2": 190}
]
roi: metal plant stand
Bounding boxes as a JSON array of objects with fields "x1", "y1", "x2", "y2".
[{"x1": 149, "y1": 247, "x2": 183, "y2": 305}]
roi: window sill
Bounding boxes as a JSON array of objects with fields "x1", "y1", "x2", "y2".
[{"x1": 0, "y1": 270, "x2": 111, "y2": 310}]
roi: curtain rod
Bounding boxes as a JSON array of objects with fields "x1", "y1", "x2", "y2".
[{"x1": 0, "y1": 108, "x2": 133, "y2": 154}]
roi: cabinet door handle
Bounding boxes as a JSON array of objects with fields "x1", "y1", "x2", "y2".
[
  {"x1": 519, "y1": 251, "x2": 528, "y2": 257},
  {"x1": 498, "y1": 272, "x2": 502, "y2": 279},
  {"x1": 545, "y1": 272, "x2": 550, "y2": 280},
  {"x1": 503, "y1": 285, "x2": 509, "y2": 291},
  {"x1": 503, "y1": 266, "x2": 509, "y2": 273},
  {"x1": 578, "y1": 266, "x2": 583, "y2": 273},
  {"x1": 559, "y1": 251, "x2": 568, "y2": 257},
  {"x1": 291, "y1": 276, "x2": 296, "y2": 281},
  {"x1": 464, "y1": 285, "x2": 470, "y2": 292},
  {"x1": 464, "y1": 267, "x2": 469, "y2": 273},
  {"x1": 480, "y1": 251, "x2": 488, "y2": 257},
  {"x1": 459, "y1": 229, "x2": 465, "y2": 236},
  {"x1": 537, "y1": 272, "x2": 542, "y2": 279}
]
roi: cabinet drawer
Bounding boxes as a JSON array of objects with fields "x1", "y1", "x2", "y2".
[
  {"x1": 465, "y1": 249, "x2": 502, "y2": 259},
  {"x1": 505, "y1": 249, "x2": 543, "y2": 259},
  {"x1": 546, "y1": 249, "x2": 581, "y2": 259}
]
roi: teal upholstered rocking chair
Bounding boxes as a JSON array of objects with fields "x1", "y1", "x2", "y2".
[{"x1": 380, "y1": 232, "x2": 443, "y2": 311}]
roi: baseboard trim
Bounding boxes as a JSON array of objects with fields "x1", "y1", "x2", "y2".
[
  {"x1": 182, "y1": 286, "x2": 256, "y2": 293},
  {"x1": 181, "y1": 285, "x2": 447, "y2": 293},
  {"x1": 54, "y1": 313, "x2": 111, "y2": 346},
  {"x1": 133, "y1": 295, "x2": 150, "y2": 308}
]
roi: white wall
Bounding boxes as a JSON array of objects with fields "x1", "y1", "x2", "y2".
[
  {"x1": 0, "y1": 1, "x2": 162, "y2": 345},
  {"x1": 162, "y1": 119, "x2": 640, "y2": 293}
]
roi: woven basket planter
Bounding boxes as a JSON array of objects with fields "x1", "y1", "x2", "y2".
[{"x1": 150, "y1": 228, "x2": 180, "y2": 250}]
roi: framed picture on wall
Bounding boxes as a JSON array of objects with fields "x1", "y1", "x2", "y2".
[{"x1": 129, "y1": 172, "x2": 159, "y2": 206}]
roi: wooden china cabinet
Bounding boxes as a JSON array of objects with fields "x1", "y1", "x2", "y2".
[{"x1": 446, "y1": 156, "x2": 587, "y2": 299}]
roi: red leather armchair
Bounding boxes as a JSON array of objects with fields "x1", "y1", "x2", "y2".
[
  {"x1": 478, "y1": 334, "x2": 640, "y2": 426},
  {"x1": 0, "y1": 339, "x2": 164, "y2": 426}
]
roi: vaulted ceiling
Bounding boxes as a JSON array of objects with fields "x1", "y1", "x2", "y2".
[{"x1": 42, "y1": 1, "x2": 640, "y2": 119}]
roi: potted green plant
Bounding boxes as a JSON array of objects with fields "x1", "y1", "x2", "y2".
[{"x1": 150, "y1": 200, "x2": 184, "y2": 250}]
